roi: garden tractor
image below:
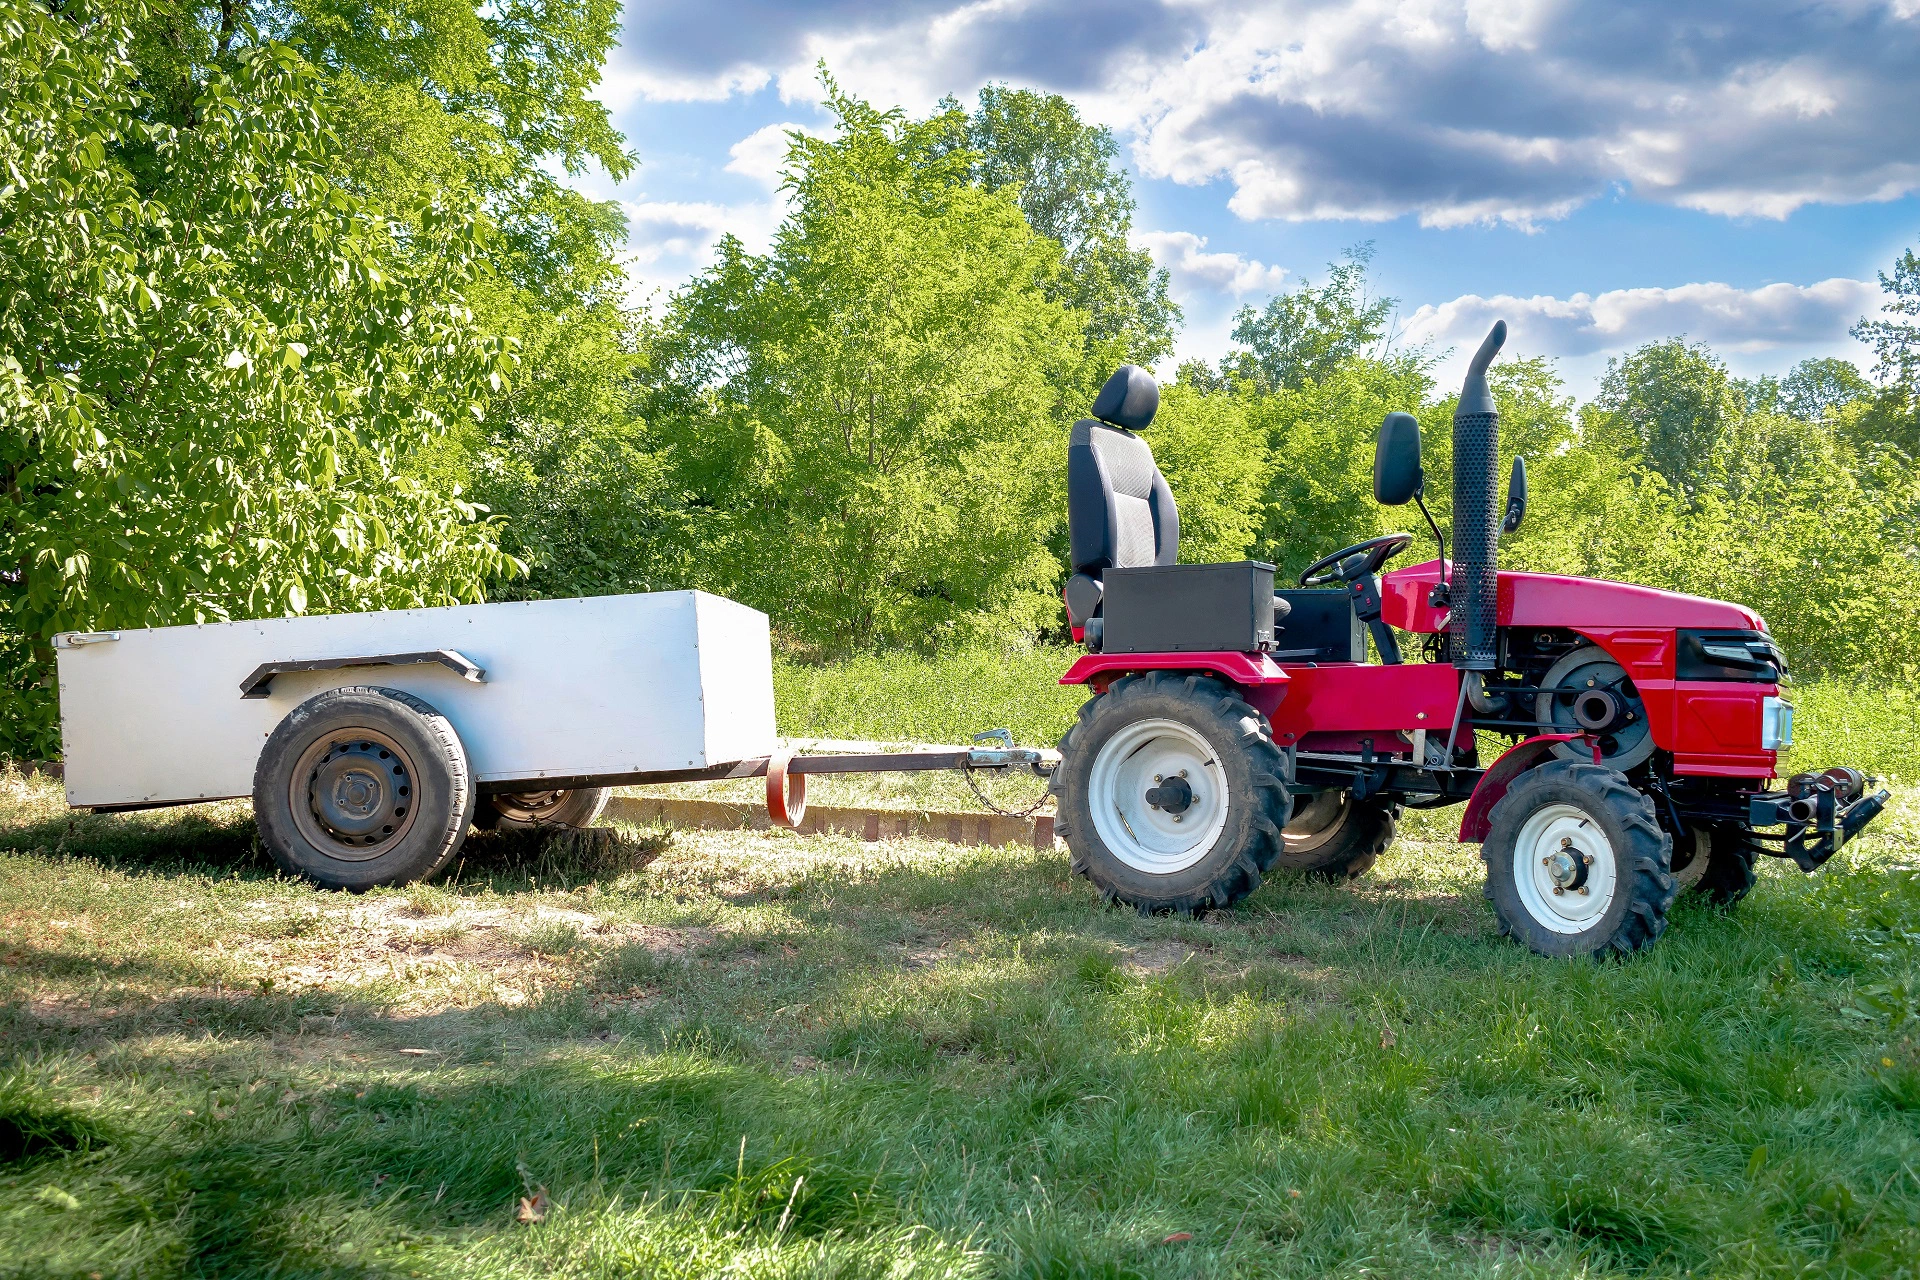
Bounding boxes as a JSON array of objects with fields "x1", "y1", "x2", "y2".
[{"x1": 1050, "y1": 321, "x2": 1890, "y2": 956}]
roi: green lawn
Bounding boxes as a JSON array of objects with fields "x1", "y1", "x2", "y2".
[{"x1": 2, "y1": 669, "x2": 1919, "y2": 1277}]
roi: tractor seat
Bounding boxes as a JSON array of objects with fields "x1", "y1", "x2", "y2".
[{"x1": 1064, "y1": 367, "x2": 1176, "y2": 628}]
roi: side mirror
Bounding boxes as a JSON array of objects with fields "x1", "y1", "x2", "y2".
[
  {"x1": 1373, "y1": 411, "x2": 1424, "y2": 506},
  {"x1": 1501, "y1": 455, "x2": 1528, "y2": 533}
]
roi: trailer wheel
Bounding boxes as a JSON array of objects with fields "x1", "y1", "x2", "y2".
[
  {"x1": 1279, "y1": 789, "x2": 1398, "y2": 880},
  {"x1": 1050, "y1": 672, "x2": 1292, "y2": 915},
  {"x1": 473, "y1": 788, "x2": 612, "y2": 831},
  {"x1": 1691, "y1": 823, "x2": 1759, "y2": 906},
  {"x1": 1481, "y1": 759, "x2": 1676, "y2": 957},
  {"x1": 253, "y1": 686, "x2": 475, "y2": 891}
]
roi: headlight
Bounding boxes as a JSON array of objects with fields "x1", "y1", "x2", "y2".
[{"x1": 1762, "y1": 696, "x2": 1794, "y2": 750}]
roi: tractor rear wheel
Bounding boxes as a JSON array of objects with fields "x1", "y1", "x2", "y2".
[
  {"x1": 1051, "y1": 672, "x2": 1291, "y2": 915},
  {"x1": 1481, "y1": 759, "x2": 1676, "y2": 957},
  {"x1": 1279, "y1": 789, "x2": 1398, "y2": 880},
  {"x1": 1692, "y1": 823, "x2": 1759, "y2": 906}
]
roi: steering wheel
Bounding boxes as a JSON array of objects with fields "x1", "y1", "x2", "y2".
[{"x1": 1299, "y1": 532, "x2": 1415, "y2": 586}]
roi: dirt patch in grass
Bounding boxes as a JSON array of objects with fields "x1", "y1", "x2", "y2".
[{"x1": 1122, "y1": 940, "x2": 1204, "y2": 977}]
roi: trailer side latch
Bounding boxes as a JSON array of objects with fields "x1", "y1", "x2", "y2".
[{"x1": 239, "y1": 650, "x2": 487, "y2": 699}]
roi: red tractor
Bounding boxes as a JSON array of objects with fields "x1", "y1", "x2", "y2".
[{"x1": 1049, "y1": 321, "x2": 1888, "y2": 957}]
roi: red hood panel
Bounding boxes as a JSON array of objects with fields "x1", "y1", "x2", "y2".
[{"x1": 1380, "y1": 560, "x2": 1763, "y2": 632}]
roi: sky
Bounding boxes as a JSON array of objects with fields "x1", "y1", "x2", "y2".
[{"x1": 566, "y1": 0, "x2": 1920, "y2": 399}]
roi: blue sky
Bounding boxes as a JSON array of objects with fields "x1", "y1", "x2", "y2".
[{"x1": 568, "y1": 0, "x2": 1920, "y2": 398}]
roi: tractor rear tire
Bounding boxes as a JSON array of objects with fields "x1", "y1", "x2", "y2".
[
  {"x1": 253, "y1": 686, "x2": 475, "y2": 892},
  {"x1": 1481, "y1": 759, "x2": 1677, "y2": 958},
  {"x1": 473, "y1": 787, "x2": 612, "y2": 831},
  {"x1": 1051, "y1": 671, "x2": 1292, "y2": 915},
  {"x1": 1692, "y1": 823, "x2": 1759, "y2": 907},
  {"x1": 1279, "y1": 789, "x2": 1398, "y2": 880}
]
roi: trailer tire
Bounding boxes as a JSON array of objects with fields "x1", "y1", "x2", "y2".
[
  {"x1": 1481, "y1": 759, "x2": 1676, "y2": 958},
  {"x1": 253, "y1": 686, "x2": 475, "y2": 891},
  {"x1": 1691, "y1": 823, "x2": 1759, "y2": 907},
  {"x1": 1279, "y1": 790, "x2": 1398, "y2": 880},
  {"x1": 1050, "y1": 672, "x2": 1292, "y2": 915},
  {"x1": 473, "y1": 787, "x2": 612, "y2": 831}
]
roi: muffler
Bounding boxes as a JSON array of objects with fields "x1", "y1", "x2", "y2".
[{"x1": 1451, "y1": 321, "x2": 1507, "y2": 671}]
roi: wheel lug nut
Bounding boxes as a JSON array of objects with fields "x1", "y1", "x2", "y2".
[{"x1": 1553, "y1": 886, "x2": 1565, "y2": 895}]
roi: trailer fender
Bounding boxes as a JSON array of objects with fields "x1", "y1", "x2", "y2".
[{"x1": 1458, "y1": 733, "x2": 1588, "y2": 843}]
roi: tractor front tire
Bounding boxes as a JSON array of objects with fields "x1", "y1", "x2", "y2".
[
  {"x1": 1051, "y1": 672, "x2": 1292, "y2": 915},
  {"x1": 1481, "y1": 759, "x2": 1677, "y2": 958},
  {"x1": 1280, "y1": 790, "x2": 1398, "y2": 880}
]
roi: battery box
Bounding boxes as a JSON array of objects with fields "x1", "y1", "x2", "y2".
[{"x1": 1100, "y1": 562, "x2": 1276, "y2": 654}]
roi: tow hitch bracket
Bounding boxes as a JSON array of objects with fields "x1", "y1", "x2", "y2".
[{"x1": 1749, "y1": 779, "x2": 1891, "y2": 872}]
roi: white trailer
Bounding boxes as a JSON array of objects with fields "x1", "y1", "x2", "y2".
[{"x1": 54, "y1": 591, "x2": 777, "y2": 888}]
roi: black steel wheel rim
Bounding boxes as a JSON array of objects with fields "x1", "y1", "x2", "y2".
[{"x1": 290, "y1": 729, "x2": 420, "y2": 861}]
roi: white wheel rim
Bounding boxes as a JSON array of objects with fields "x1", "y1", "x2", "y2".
[
  {"x1": 1512, "y1": 802, "x2": 1618, "y2": 934},
  {"x1": 1089, "y1": 718, "x2": 1230, "y2": 875}
]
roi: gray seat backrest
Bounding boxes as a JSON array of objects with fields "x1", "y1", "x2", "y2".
[{"x1": 1067, "y1": 366, "x2": 1176, "y2": 576}]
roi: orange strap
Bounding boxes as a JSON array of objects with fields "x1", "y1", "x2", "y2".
[{"x1": 766, "y1": 749, "x2": 807, "y2": 829}]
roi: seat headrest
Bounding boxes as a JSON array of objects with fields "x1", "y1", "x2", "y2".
[{"x1": 1091, "y1": 365, "x2": 1159, "y2": 431}]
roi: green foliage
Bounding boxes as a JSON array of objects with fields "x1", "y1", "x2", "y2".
[
  {"x1": 945, "y1": 85, "x2": 1180, "y2": 366},
  {"x1": 1143, "y1": 385, "x2": 1267, "y2": 564},
  {"x1": 1221, "y1": 245, "x2": 1397, "y2": 395},
  {"x1": 649, "y1": 80, "x2": 1084, "y2": 655},
  {"x1": 1588, "y1": 337, "x2": 1743, "y2": 498},
  {"x1": 1246, "y1": 355, "x2": 1435, "y2": 579},
  {"x1": 0, "y1": 7, "x2": 517, "y2": 659}
]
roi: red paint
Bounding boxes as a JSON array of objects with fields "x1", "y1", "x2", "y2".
[
  {"x1": 1380, "y1": 561, "x2": 1765, "y2": 633},
  {"x1": 1266, "y1": 663, "x2": 1461, "y2": 747},
  {"x1": 1457, "y1": 734, "x2": 1583, "y2": 842},
  {"x1": 1058, "y1": 651, "x2": 1291, "y2": 688}
]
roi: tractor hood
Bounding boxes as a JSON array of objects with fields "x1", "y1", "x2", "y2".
[{"x1": 1380, "y1": 560, "x2": 1765, "y2": 634}]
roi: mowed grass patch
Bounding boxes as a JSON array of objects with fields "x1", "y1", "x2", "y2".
[{"x1": 3, "y1": 760, "x2": 1920, "y2": 1277}]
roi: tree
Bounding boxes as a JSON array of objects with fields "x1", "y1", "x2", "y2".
[
  {"x1": 1145, "y1": 386, "x2": 1268, "y2": 564},
  {"x1": 1221, "y1": 246, "x2": 1396, "y2": 395},
  {"x1": 647, "y1": 82, "x2": 1083, "y2": 655},
  {"x1": 1854, "y1": 246, "x2": 1920, "y2": 393},
  {"x1": 1588, "y1": 338, "x2": 1742, "y2": 499},
  {"x1": 0, "y1": 2, "x2": 517, "y2": 754},
  {"x1": 1244, "y1": 355, "x2": 1433, "y2": 578},
  {"x1": 942, "y1": 86, "x2": 1179, "y2": 367}
]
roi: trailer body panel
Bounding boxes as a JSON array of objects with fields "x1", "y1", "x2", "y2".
[{"x1": 54, "y1": 591, "x2": 775, "y2": 808}]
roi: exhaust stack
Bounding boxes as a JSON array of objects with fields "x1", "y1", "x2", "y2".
[{"x1": 1452, "y1": 321, "x2": 1506, "y2": 671}]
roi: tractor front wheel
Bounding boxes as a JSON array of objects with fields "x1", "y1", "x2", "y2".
[
  {"x1": 1481, "y1": 759, "x2": 1677, "y2": 957},
  {"x1": 1051, "y1": 672, "x2": 1292, "y2": 915}
]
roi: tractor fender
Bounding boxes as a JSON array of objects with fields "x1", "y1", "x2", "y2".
[{"x1": 1458, "y1": 733, "x2": 1589, "y2": 843}]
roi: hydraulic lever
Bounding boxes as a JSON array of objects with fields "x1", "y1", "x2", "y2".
[{"x1": 1348, "y1": 572, "x2": 1402, "y2": 665}]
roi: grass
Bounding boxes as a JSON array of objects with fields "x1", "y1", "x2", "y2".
[{"x1": 2, "y1": 673, "x2": 1919, "y2": 1277}]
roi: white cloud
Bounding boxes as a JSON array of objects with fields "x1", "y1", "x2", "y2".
[
  {"x1": 618, "y1": 198, "x2": 785, "y2": 298},
  {"x1": 608, "y1": 0, "x2": 1920, "y2": 228},
  {"x1": 724, "y1": 122, "x2": 827, "y2": 189},
  {"x1": 1403, "y1": 277, "x2": 1881, "y2": 394},
  {"x1": 1136, "y1": 231, "x2": 1288, "y2": 300}
]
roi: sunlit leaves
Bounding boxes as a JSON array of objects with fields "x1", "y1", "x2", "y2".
[{"x1": 0, "y1": 2, "x2": 522, "y2": 754}]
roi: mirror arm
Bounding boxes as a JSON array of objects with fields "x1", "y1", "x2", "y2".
[{"x1": 1414, "y1": 491, "x2": 1447, "y2": 592}]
